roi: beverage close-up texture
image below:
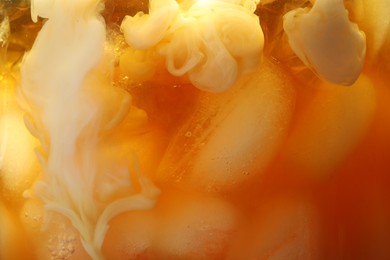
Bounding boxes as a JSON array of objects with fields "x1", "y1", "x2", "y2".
[{"x1": 1, "y1": 0, "x2": 390, "y2": 259}]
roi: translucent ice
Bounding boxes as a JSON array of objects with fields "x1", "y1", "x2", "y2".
[
  {"x1": 281, "y1": 75, "x2": 376, "y2": 178},
  {"x1": 157, "y1": 59, "x2": 295, "y2": 191}
]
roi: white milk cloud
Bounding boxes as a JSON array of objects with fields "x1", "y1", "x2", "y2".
[
  {"x1": 283, "y1": 0, "x2": 366, "y2": 85},
  {"x1": 121, "y1": 0, "x2": 264, "y2": 92},
  {"x1": 20, "y1": 1, "x2": 159, "y2": 259}
]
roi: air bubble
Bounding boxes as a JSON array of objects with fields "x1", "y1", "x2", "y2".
[{"x1": 48, "y1": 233, "x2": 76, "y2": 260}]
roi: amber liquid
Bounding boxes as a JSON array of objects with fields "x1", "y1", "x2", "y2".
[{"x1": 1, "y1": 1, "x2": 390, "y2": 259}]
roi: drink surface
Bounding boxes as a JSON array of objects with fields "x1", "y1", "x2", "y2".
[{"x1": 1, "y1": 0, "x2": 390, "y2": 259}]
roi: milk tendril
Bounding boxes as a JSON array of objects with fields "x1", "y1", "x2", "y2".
[
  {"x1": 20, "y1": 0, "x2": 159, "y2": 259},
  {"x1": 17, "y1": 0, "x2": 372, "y2": 259}
]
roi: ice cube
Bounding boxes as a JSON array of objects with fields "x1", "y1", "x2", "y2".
[
  {"x1": 20, "y1": 199, "x2": 44, "y2": 232},
  {"x1": 0, "y1": 201, "x2": 33, "y2": 259},
  {"x1": 102, "y1": 210, "x2": 156, "y2": 259},
  {"x1": 157, "y1": 59, "x2": 295, "y2": 191},
  {"x1": 281, "y1": 75, "x2": 376, "y2": 178},
  {"x1": 354, "y1": 0, "x2": 390, "y2": 62},
  {"x1": 153, "y1": 192, "x2": 237, "y2": 259},
  {"x1": 227, "y1": 197, "x2": 320, "y2": 259},
  {"x1": 0, "y1": 80, "x2": 40, "y2": 200}
]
